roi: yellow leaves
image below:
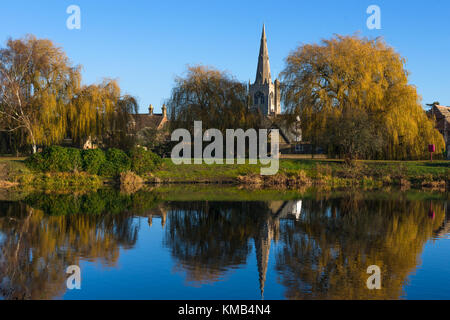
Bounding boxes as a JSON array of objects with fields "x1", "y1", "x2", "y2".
[
  {"x1": 1, "y1": 35, "x2": 135, "y2": 150},
  {"x1": 282, "y1": 34, "x2": 446, "y2": 159}
]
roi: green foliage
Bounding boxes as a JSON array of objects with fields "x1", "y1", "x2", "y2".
[
  {"x1": 24, "y1": 189, "x2": 160, "y2": 216},
  {"x1": 25, "y1": 146, "x2": 81, "y2": 172},
  {"x1": 82, "y1": 149, "x2": 107, "y2": 175},
  {"x1": 99, "y1": 148, "x2": 131, "y2": 177},
  {"x1": 22, "y1": 172, "x2": 102, "y2": 190},
  {"x1": 129, "y1": 147, "x2": 162, "y2": 175},
  {"x1": 26, "y1": 147, "x2": 133, "y2": 177},
  {"x1": 66, "y1": 148, "x2": 83, "y2": 172},
  {"x1": 24, "y1": 152, "x2": 45, "y2": 171}
]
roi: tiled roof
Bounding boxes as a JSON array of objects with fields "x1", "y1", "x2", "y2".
[
  {"x1": 131, "y1": 113, "x2": 168, "y2": 131},
  {"x1": 432, "y1": 105, "x2": 450, "y2": 133}
]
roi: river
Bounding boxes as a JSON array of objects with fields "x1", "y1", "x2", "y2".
[{"x1": 0, "y1": 187, "x2": 449, "y2": 300}]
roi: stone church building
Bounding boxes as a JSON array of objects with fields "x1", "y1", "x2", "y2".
[
  {"x1": 249, "y1": 25, "x2": 282, "y2": 116},
  {"x1": 130, "y1": 25, "x2": 304, "y2": 153},
  {"x1": 249, "y1": 25, "x2": 304, "y2": 151}
]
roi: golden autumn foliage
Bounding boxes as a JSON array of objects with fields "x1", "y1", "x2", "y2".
[
  {"x1": 281, "y1": 35, "x2": 445, "y2": 160},
  {"x1": 0, "y1": 35, "x2": 137, "y2": 153},
  {"x1": 69, "y1": 80, "x2": 138, "y2": 148},
  {"x1": 168, "y1": 65, "x2": 262, "y2": 132},
  {"x1": 276, "y1": 196, "x2": 447, "y2": 300}
]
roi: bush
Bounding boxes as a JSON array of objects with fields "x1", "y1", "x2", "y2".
[
  {"x1": 120, "y1": 171, "x2": 144, "y2": 194},
  {"x1": 25, "y1": 146, "x2": 81, "y2": 172},
  {"x1": 129, "y1": 147, "x2": 162, "y2": 176},
  {"x1": 99, "y1": 148, "x2": 131, "y2": 177},
  {"x1": 25, "y1": 151, "x2": 45, "y2": 171},
  {"x1": 82, "y1": 149, "x2": 107, "y2": 175},
  {"x1": 66, "y1": 148, "x2": 83, "y2": 172},
  {"x1": 26, "y1": 146, "x2": 162, "y2": 177}
]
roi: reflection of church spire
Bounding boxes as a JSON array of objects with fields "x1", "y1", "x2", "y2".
[{"x1": 253, "y1": 218, "x2": 273, "y2": 299}]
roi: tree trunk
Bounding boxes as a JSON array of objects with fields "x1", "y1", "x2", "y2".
[{"x1": 27, "y1": 127, "x2": 37, "y2": 154}]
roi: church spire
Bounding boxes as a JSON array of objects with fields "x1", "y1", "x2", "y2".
[{"x1": 255, "y1": 24, "x2": 272, "y2": 85}]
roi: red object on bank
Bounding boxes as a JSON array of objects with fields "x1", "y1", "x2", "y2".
[
  {"x1": 428, "y1": 144, "x2": 435, "y2": 161},
  {"x1": 428, "y1": 144, "x2": 436, "y2": 153}
]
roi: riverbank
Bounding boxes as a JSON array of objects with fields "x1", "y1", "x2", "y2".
[
  {"x1": 0, "y1": 158, "x2": 448, "y2": 191},
  {"x1": 150, "y1": 158, "x2": 449, "y2": 190}
]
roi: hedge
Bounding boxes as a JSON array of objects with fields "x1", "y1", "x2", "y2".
[{"x1": 25, "y1": 146, "x2": 162, "y2": 177}]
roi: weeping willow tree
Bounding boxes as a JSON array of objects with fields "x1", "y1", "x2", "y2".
[
  {"x1": 281, "y1": 35, "x2": 445, "y2": 160},
  {"x1": 167, "y1": 65, "x2": 262, "y2": 133},
  {"x1": 0, "y1": 35, "x2": 138, "y2": 153},
  {"x1": 0, "y1": 35, "x2": 81, "y2": 153},
  {"x1": 69, "y1": 79, "x2": 138, "y2": 149}
]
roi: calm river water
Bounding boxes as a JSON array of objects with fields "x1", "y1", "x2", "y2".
[{"x1": 0, "y1": 188, "x2": 449, "y2": 300}]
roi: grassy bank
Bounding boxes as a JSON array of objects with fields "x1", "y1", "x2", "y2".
[
  {"x1": 0, "y1": 158, "x2": 103, "y2": 191},
  {"x1": 151, "y1": 158, "x2": 449, "y2": 189},
  {"x1": 0, "y1": 157, "x2": 449, "y2": 191}
]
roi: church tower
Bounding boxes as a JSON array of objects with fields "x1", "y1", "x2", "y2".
[{"x1": 249, "y1": 25, "x2": 281, "y2": 116}]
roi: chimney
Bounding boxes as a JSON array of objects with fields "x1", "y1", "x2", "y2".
[
  {"x1": 149, "y1": 104, "x2": 154, "y2": 115},
  {"x1": 162, "y1": 104, "x2": 167, "y2": 118}
]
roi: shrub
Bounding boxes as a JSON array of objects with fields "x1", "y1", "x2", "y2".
[
  {"x1": 66, "y1": 148, "x2": 83, "y2": 172},
  {"x1": 42, "y1": 146, "x2": 70, "y2": 171},
  {"x1": 82, "y1": 149, "x2": 107, "y2": 175},
  {"x1": 99, "y1": 148, "x2": 131, "y2": 177},
  {"x1": 25, "y1": 146, "x2": 81, "y2": 172},
  {"x1": 120, "y1": 171, "x2": 144, "y2": 194},
  {"x1": 129, "y1": 147, "x2": 162, "y2": 176},
  {"x1": 25, "y1": 151, "x2": 45, "y2": 171}
]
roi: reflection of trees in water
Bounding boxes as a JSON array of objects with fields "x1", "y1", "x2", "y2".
[
  {"x1": 0, "y1": 190, "x2": 159, "y2": 300},
  {"x1": 163, "y1": 201, "x2": 279, "y2": 287},
  {"x1": 0, "y1": 189, "x2": 447, "y2": 300},
  {"x1": 274, "y1": 197, "x2": 447, "y2": 300}
]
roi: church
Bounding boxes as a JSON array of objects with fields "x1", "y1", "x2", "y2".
[
  {"x1": 131, "y1": 25, "x2": 305, "y2": 154},
  {"x1": 249, "y1": 25, "x2": 305, "y2": 152},
  {"x1": 249, "y1": 25, "x2": 282, "y2": 116}
]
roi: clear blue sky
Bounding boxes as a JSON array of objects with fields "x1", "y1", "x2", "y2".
[{"x1": 1, "y1": 0, "x2": 449, "y2": 114}]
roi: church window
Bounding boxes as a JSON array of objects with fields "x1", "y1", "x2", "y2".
[{"x1": 254, "y1": 92, "x2": 264, "y2": 105}]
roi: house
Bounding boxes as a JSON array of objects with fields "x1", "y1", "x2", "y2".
[
  {"x1": 130, "y1": 104, "x2": 169, "y2": 133},
  {"x1": 428, "y1": 104, "x2": 450, "y2": 158},
  {"x1": 128, "y1": 104, "x2": 171, "y2": 153}
]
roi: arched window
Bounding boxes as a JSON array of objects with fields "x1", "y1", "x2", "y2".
[{"x1": 254, "y1": 92, "x2": 264, "y2": 105}]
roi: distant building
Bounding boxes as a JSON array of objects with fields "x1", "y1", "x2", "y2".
[
  {"x1": 248, "y1": 26, "x2": 307, "y2": 153},
  {"x1": 249, "y1": 25, "x2": 281, "y2": 116},
  {"x1": 428, "y1": 104, "x2": 450, "y2": 158},
  {"x1": 130, "y1": 104, "x2": 169, "y2": 133}
]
